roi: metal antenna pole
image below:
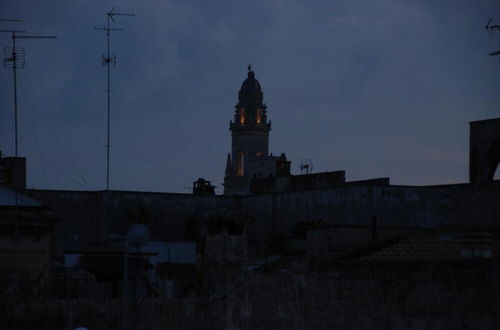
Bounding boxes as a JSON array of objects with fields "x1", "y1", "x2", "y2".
[
  {"x1": 94, "y1": 9, "x2": 134, "y2": 330},
  {"x1": 13, "y1": 33, "x2": 19, "y2": 158},
  {"x1": 94, "y1": 7, "x2": 134, "y2": 191},
  {"x1": 1, "y1": 29, "x2": 55, "y2": 311},
  {"x1": 1, "y1": 29, "x2": 24, "y2": 158},
  {"x1": 2, "y1": 31, "x2": 57, "y2": 155},
  {"x1": 106, "y1": 14, "x2": 111, "y2": 192},
  {"x1": 0, "y1": 21, "x2": 21, "y2": 156}
]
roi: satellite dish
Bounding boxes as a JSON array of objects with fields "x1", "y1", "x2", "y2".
[
  {"x1": 126, "y1": 223, "x2": 150, "y2": 249},
  {"x1": 299, "y1": 159, "x2": 314, "y2": 174}
]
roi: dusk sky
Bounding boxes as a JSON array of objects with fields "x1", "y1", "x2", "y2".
[{"x1": 0, "y1": 0, "x2": 499, "y2": 193}]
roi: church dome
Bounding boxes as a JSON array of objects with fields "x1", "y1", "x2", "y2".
[{"x1": 240, "y1": 69, "x2": 261, "y2": 93}]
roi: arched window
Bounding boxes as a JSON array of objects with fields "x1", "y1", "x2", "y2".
[
  {"x1": 237, "y1": 152, "x2": 245, "y2": 176},
  {"x1": 240, "y1": 109, "x2": 245, "y2": 125},
  {"x1": 256, "y1": 109, "x2": 261, "y2": 125}
]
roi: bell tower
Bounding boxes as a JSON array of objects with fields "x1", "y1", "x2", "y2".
[{"x1": 224, "y1": 67, "x2": 272, "y2": 195}]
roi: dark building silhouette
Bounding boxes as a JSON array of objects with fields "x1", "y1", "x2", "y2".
[
  {"x1": 469, "y1": 118, "x2": 500, "y2": 182},
  {"x1": 2, "y1": 68, "x2": 500, "y2": 329},
  {"x1": 20, "y1": 68, "x2": 500, "y2": 258},
  {"x1": 224, "y1": 69, "x2": 392, "y2": 195},
  {"x1": 224, "y1": 67, "x2": 276, "y2": 195},
  {"x1": 193, "y1": 178, "x2": 216, "y2": 196}
]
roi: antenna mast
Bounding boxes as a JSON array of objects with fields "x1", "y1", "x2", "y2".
[
  {"x1": 0, "y1": 18, "x2": 23, "y2": 157},
  {"x1": 1, "y1": 21, "x2": 55, "y2": 302},
  {"x1": 299, "y1": 159, "x2": 313, "y2": 175},
  {"x1": 94, "y1": 7, "x2": 135, "y2": 191},
  {"x1": 1, "y1": 29, "x2": 56, "y2": 158}
]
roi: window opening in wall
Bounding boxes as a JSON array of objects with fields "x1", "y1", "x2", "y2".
[
  {"x1": 256, "y1": 151, "x2": 263, "y2": 157},
  {"x1": 256, "y1": 109, "x2": 261, "y2": 125},
  {"x1": 237, "y1": 152, "x2": 245, "y2": 176},
  {"x1": 240, "y1": 109, "x2": 245, "y2": 125}
]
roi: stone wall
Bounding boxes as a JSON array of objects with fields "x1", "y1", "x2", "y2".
[
  {"x1": 4, "y1": 261, "x2": 497, "y2": 329},
  {"x1": 28, "y1": 181, "x2": 500, "y2": 256},
  {"x1": 240, "y1": 185, "x2": 451, "y2": 249},
  {"x1": 203, "y1": 261, "x2": 498, "y2": 330},
  {"x1": 240, "y1": 182, "x2": 500, "y2": 248},
  {"x1": 28, "y1": 189, "x2": 235, "y2": 254}
]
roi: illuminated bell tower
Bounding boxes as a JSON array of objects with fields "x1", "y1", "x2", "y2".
[{"x1": 224, "y1": 67, "x2": 271, "y2": 195}]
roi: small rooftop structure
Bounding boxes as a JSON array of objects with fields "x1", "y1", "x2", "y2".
[{"x1": 193, "y1": 177, "x2": 215, "y2": 196}]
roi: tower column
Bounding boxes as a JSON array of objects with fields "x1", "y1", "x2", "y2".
[{"x1": 224, "y1": 68, "x2": 271, "y2": 195}]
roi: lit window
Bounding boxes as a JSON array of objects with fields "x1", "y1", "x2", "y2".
[
  {"x1": 237, "y1": 152, "x2": 245, "y2": 176},
  {"x1": 256, "y1": 151, "x2": 263, "y2": 157},
  {"x1": 240, "y1": 109, "x2": 245, "y2": 125},
  {"x1": 256, "y1": 109, "x2": 261, "y2": 125}
]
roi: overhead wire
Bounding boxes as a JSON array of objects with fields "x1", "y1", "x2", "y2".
[
  {"x1": 73, "y1": 31, "x2": 208, "y2": 190},
  {"x1": 116, "y1": 94, "x2": 217, "y2": 181},
  {"x1": 2, "y1": 30, "x2": 234, "y2": 191},
  {"x1": 27, "y1": 42, "x2": 103, "y2": 145},
  {"x1": 17, "y1": 75, "x2": 50, "y2": 188},
  {"x1": 114, "y1": 43, "x2": 219, "y2": 178},
  {"x1": 27, "y1": 144, "x2": 107, "y2": 190},
  {"x1": 19, "y1": 40, "x2": 105, "y2": 190},
  {"x1": 112, "y1": 144, "x2": 193, "y2": 182},
  {"x1": 17, "y1": 71, "x2": 101, "y2": 191}
]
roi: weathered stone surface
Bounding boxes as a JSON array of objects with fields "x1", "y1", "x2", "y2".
[{"x1": 28, "y1": 180, "x2": 500, "y2": 256}]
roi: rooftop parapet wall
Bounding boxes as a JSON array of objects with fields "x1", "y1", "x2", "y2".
[
  {"x1": 28, "y1": 189, "x2": 235, "y2": 255},
  {"x1": 241, "y1": 185, "x2": 451, "y2": 248},
  {"x1": 27, "y1": 181, "x2": 500, "y2": 257},
  {"x1": 241, "y1": 182, "x2": 500, "y2": 248}
]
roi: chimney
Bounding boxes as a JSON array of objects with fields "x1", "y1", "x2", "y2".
[
  {"x1": 193, "y1": 178, "x2": 215, "y2": 196},
  {"x1": 3, "y1": 157, "x2": 26, "y2": 190}
]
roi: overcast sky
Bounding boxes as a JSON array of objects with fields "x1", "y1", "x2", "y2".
[{"x1": 0, "y1": 0, "x2": 499, "y2": 193}]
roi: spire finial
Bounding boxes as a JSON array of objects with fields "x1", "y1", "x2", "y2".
[{"x1": 248, "y1": 64, "x2": 251, "y2": 71}]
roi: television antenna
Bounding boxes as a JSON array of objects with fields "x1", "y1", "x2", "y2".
[
  {"x1": 299, "y1": 159, "x2": 313, "y2": 174},
  {"x1": 485, "y1": 18, "x2": 500, "y2": 34},
  {"x1": 0, "y1": 18, "x2": 23, "y2": 23},
  {"x1": 485, "y1": 18, "x2": 500, "y2": 56},
  {"x1": 94, "y1": 7, "x2": 135, "y2": 191},
  {"x1": 1, "y1": 29, "x2": 57, "y2": 158}
]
